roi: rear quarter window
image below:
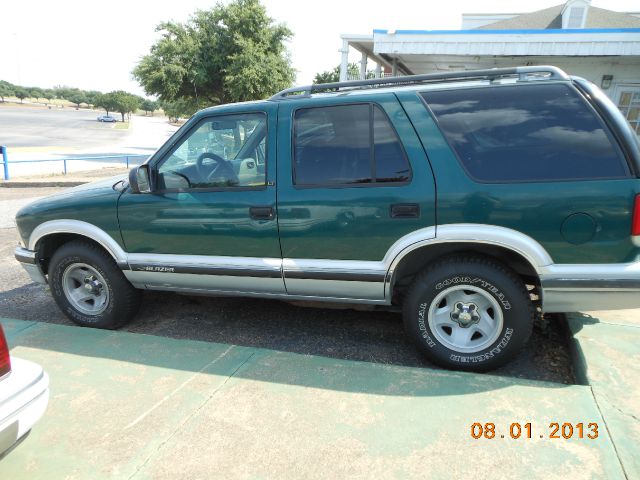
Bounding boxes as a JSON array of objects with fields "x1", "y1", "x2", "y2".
[{"x1": 421, "y1": 83, "x2": 628, "y2": 182}]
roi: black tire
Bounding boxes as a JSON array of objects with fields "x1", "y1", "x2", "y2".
[
  {"x1": 49, "y1": 240, "x2": 142, "y2": 329},
  {"x1": 403, "y1": 255, "x2": 533, "y2": 372}
]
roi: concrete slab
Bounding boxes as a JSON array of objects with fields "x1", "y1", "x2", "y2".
[
  {"x1": 567, "y1": 312, "x2": 640, "y2": 480},
  {"x1": 0, "y1": 318, "x2": 626, "y2": 479},
  {"x1": 582, "y1": 308, "x2": 640, "y2": 329},
  {"x1": 0, "y1": 317, "x2": 37, "y2": 343}
]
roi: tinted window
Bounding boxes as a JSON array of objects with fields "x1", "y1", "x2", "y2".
[
  {"x1": 374, "y1": 106, "x2": 412, "y2": 182},
  {"x1": 157, "y1": 113, "x2": 267, "y2": 190},
  {"x1": 422, "y1": 84, "x2": 627, "y2": 182},
  {"x1": 293, "y1": 104, "x2": 411, "y2": 185}
]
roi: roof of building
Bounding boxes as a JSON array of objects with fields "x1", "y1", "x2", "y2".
[{"x1": 477, "y1": 4, "x2": 640, "y2": 30}]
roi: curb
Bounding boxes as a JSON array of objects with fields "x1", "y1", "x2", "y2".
[
  {"x1": 563, "y1": 311, "x2": 640, "y2": 479},
  {"x1": 562, "y1": 313, "x2": 589, "y2": 386}
]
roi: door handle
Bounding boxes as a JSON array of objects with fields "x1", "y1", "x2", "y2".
[
  {"x1": 250, "y1": 206, "x2": 275, "y2": 220},
  {"x1": 390, "y1": 203, "x2": 420, "y2": 218}
]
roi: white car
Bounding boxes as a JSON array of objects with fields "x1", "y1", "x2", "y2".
[{"x1": 0, "y1": 324, "x2": 49, "y2": 457}]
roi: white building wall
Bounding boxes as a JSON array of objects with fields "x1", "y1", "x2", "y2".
[
  {"x1": 401, "y1": 56, "x2": 638, "y2": 103},
  {"x1": 546, "y1": 58, "x2": 640, "y2": 104}
]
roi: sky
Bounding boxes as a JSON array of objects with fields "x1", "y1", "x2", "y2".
[{"x1": 0, "y1": 0, "x2": 637, "y2": 98}]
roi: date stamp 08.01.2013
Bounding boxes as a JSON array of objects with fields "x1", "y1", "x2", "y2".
[{"x1": 470, "y1": 422, "x2": 599, "y2": 440}]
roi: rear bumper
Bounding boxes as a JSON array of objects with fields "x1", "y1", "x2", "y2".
[
  {"x1": 0, "y1": 358, "x2": 50, "y2": 457},
  {"x1": 541, "y1": 263, "x2": 640, "y2": 312},
  {"x1": 14, "y1": 247, "x2": 47, "y2": 285}
]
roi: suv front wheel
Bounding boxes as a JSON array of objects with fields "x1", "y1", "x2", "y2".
[
  {"x1": 49, "y1": 240, "x2": 142, "y2": 329},
  {"x1": 403, "y1": 256, "x2": 533, "y2": 372}
]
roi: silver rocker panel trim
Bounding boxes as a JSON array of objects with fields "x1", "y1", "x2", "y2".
[
  {"x1": 542, "y1": 288, "x2": 640, "y2": 312},
  {"x1": 124, "y1": 254, "x2": 286, "y2": 294},
  {"x1": 282, "y1": 258, "x2": 386, "y2": 300},
  {"x1": 134, "y1": 284, "x2": 389, "y2": 305},
  {"x1": 540, "y1": 262, "x2": 640, "y2": 312}
]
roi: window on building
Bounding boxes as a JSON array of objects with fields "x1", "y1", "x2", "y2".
[
  {"x1": 421, "y1": 83, "x2": 628, "y2": 182},
  {"x1": 566, "y1": 6, "x2": 586, "y2": 28},
  {"x1": 293, "y1": 104, "x2": 411, "y2": 186},
  {"x1": 617, "y1": 87, "x2": 640, "y2": 134}
]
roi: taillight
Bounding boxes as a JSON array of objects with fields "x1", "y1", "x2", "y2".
[
  {"x1": 633, "y1": 194, "x2": 640, "y2": 236},
  {"x1": 0, "y1": 324, "x2": 11, "y2": 378}
]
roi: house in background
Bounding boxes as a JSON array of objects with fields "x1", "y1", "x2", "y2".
[{"x1": 339, "y1": 0, "x2": 640, "y2": 132}]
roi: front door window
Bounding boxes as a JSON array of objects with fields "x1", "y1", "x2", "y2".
[{"x1": 157, "y1": 113, "x2": 267, "y2": 190}]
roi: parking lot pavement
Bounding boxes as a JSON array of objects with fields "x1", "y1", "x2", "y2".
[
  {"x1": 0, "y1": 317, "x2": 626, "y2": 479},
  {"x1": 0, "y1": 106, "x2": 126, "y2": 149},
  {"x1": 567, "y1": 310, "x2": 640, "y2": 479},
  {"x1": 0, "y1": 106, "x2": 177, "y2": 179}
]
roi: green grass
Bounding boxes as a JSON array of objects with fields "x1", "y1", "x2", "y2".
[{"x1": 114, "y1": 121, "x2": 130, "y2": 130}]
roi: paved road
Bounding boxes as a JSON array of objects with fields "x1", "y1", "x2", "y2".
[
  {"x1": 0, "y1": 106, "x2": 178, "y2": 178},
  {"x1": 0, "y1": 186, "x2": 575, "y2": 384},
  {"x1": 0, "y1": 105, "x2": 125, "y2": 149}
]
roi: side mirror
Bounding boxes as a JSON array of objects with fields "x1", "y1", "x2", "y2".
[{"x1": 129, "y1": 165, "x2": 151, "y2": 194}]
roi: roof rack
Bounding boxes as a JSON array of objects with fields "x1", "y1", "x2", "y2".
[{"x1": 270, "y1": 65, "x2": 569, "y2": 101}]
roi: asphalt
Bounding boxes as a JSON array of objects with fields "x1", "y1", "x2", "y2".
[
  {"x1": 0, "y1": 105, "x2": 177, "y2": 179},
  {"x1": 0, "y1": 105, "x2": 125, "y2": 149},
  {"x1": 0, "y1": 315, "x2": 633, "y2": 479}
]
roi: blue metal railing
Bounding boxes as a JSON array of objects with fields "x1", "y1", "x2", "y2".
[
  {"x1": 0, "y1": 145, "x2": 148, "y2": 180},
  {"x1": 1, "y1": 146, "x2": 8, "y2": 180}
]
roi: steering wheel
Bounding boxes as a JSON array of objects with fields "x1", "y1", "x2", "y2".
[{"x1": 196, "y1": 152, "x2": 238, "y2": 185}]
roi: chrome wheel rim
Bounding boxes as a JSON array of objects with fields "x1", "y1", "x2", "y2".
[
  {"x1": 428, "y1": 285, "x2": 504, "y2": 353},
  {"x1": 62, "y1": 263, "x2": 109, "y2": 315}
]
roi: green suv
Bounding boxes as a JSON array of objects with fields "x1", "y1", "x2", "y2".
[{"x1": 14, "y1": 66, "x2": 640, "y2": 371}]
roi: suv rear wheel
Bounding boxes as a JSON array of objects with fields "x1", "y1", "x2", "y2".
[
  {"x1": 403, "y1": 256, "x2": 533, "y2": 372},
  {"x1": 49, "y1": 240, "x2": 142, "y2": 329}
]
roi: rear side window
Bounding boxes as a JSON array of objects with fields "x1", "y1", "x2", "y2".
[
  {"x1": 421, "y1": 84, "x2": 628, "y2": 182},
  {"x1": 293, "y1": 104, "x2": 411, "y2": 186}
]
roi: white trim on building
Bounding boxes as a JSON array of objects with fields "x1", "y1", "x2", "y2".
[
  {"x1": 338, "y1": 0, "x2": 640, "y2": 125},
  {"x1": 370, "y1": 30, "x2": 640, "y2": 57}
]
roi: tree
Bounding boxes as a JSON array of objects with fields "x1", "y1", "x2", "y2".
[
  {"x1": 67, "y1": 91, "x2": 87, "y2": 108},
  {"x1": 84, "y1": 90, "x2": 102, "y2": 107},
  {"x1": 313, "y1": 63, "x2": 378, "y2": 84},
  {"x1": 53, "y1": 86, "x2": 71, "y2": 100},
  {"x1": 313, "y1": 63, "x2": 361, "y2": 84},
  {"x1": 29, "y1": 87, "x2": 44, "y2": 103},
  {"x1": 14, "y1": 86, "x2": 28, "y2": 103},
  {"x1": 0, "y1": 84, "x2": 13, "y2": 102},
  {"x1": 140, "y1": 99, "x2": 158, "y2": 115},
  {"x1": 133, "y1": 0, "x2": 294, "y2": 108},
  {"x1": 94, "y1": 92, "x2": 118, "y2": 116},
  {"x1": 159, "y1": 99, "x2": 197, "y2": 122},
  {"x1": 97, "y1": 90, "x2": 140, "y2": 122},
  {"x1": 42, "y1": 89, "x2": 56, "y2": 104}
]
